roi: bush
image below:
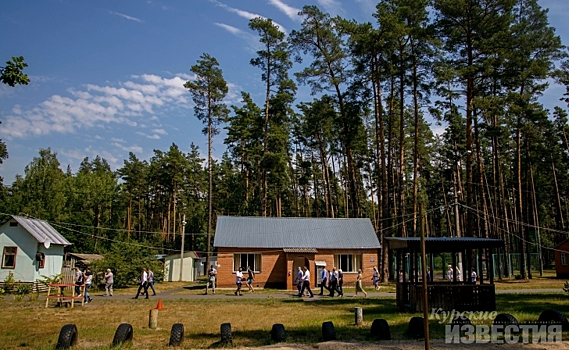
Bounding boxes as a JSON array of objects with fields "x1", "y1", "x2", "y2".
[
  {"x1": 3, "y1": 272, "x2": 16, "y2": 292},
  {"x1": 90, "y1": 242, "x2": 164, "y2": 288}
]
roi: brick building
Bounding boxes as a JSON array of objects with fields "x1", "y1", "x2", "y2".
[
  {"x1": 213, "y1": 216, "x2": 381, "y2": 290},
  {"x1": 554, "y1": 238, "x2": 569, "y2": 278}
]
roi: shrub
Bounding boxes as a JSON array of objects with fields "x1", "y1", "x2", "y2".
[
  {"x1": 3, "y1": 272, "x2": 16, "y2": 292},
  {"x1": 90, "y1": 241, "x2": 164, "y2": 288}
]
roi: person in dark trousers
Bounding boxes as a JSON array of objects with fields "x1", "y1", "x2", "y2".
[
  {"x1": 147, "y1": 267, "x2": 156, "y2": 296},
  {"x1": 74, "y1": 267, "x2": 84, "y2": 297},
  {"x1": 246, "y1": 265, "x2": 255, "y2": 292},
  {"x1": 234, "y1": 267, "x2": 244, "y2": 296},
  {"x1": 337, "y1": 269, "x2": 344, "y2": 295},
  {"x1": 133, "y1": 267, "x2": 149, "y2": 299},
  {"x1": 83, "y1": 267, "x2": 93, "y2": 303},
  {"x1": 295, "y1": 266, "x2": 303, "y2": 295},
  {"x1": 328, "y1": 267, "x2": 343, "y2": 297},
  {"x1": 318, "y1": 267, "x2": 329, "y2": 295},
  {"x1": 299, "y1": 266, "x2": 314, "y2": 298}
]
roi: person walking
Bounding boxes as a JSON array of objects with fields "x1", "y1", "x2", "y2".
[
  {"x1": 318, "y1": 266, "x2": 329, "y2": 296},
  {"x1": 147, "y1": 267, "x2": 157, "y2": 296},
  {"x1": 83, "y1": 267, "x2": 93, "y2": 303},
  {"x1": 104, "y1": 268, "x2": 113, "y2": 296},
  {"x1": 234, "y1": 267, "x2": 244, "y2": 296},
  {"x1": 299, "y1": 266, "x2": 314, "y2": 298},
  {"x1": 372, "y1": 266, "x2": 380, "y2": 290},
  {"x1": 337, "y1": 269, "x2": 344, "y2": 295},
  {"x1": 133, "y1": 267, "x2": 149, "y2": 299},
  {"x1": 471, "y1": 268, "x2": 477, "y2": 283},
  {"x1": 355, "y1": 269, "x2": 367, "y2": 297},
  {"x1": 328, "y1": 267, "x2": 343, "y2": 297},
  {"x1": 246, "y1": 265, "x2": 255, "y2": 292},
  {"x1": 295, "y1": 266, "x2": 303, "y2": 296},
  {"x1": 74, "y1": 267, "x2": 84, "y2": 297},
  {"x1": 205, "y1": 264, "x2": 217, "y2": 295}
]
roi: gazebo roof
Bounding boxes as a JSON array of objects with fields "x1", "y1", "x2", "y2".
[{"x1": 386, "y1": 237, "x2": 503, "y2": 253}]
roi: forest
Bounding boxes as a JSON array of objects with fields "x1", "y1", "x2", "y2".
[{"x1": 2, "y1": 0, "x2": 569, "y2": 283}]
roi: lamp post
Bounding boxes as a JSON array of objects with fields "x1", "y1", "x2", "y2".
[
  {"x1": 454, "y1": 150, "x2": 471, "y2": 279},
  {"x1": 179, "y1": 214, "x2": 187, "y2": 282}
]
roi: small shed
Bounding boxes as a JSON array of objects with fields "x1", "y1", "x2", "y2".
[
  {"x1": 554, "y1": 239, "x2": 569, "y2": 278},
  {"x1": 163, "y1": 251, "x2": 201, "y2": 282},
  {"x1": 0, "y1": 215, "x2": 71, "y2": 287},
  {"x1": 64, "y1": 253, "x2": 104, "y2": 269},
  {"x1": 386, "y1": 237, "x2": 504, "y2": 312},
  {"x1": 214, "y1": 216, "x2": 381, "y2": 289}
]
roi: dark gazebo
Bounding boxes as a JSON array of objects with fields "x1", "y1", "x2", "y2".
[{"x1": 386, "y1": 237, "x2": 504, "y2": 312}]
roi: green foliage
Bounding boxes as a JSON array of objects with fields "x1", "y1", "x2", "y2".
[
  {"x1": 16, "y1": 283, "x2": 31, "y2": 295},
  {"x1": 90, "y1": 241, "x2": 163, "y2": 288},
  {"x1": 37, "y1": 273, "x2": 63, "y2": 287},
  {"x1": 3, "y1": 272, "x2": 16, "y2": 292},
  {"x1": 0, "y1": 56, "x2": 29, "y2": 87}
]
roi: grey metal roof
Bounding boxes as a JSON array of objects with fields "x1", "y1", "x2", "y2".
[
  {"x1": 12, "y1": 215, "x2": 72, "y2": 246},
  {"x1": 214, "y1": 216, "x2": 380, "y2": 249}
]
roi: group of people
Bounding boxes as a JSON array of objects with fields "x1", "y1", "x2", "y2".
[
  {"x1": 447, "y1": 265, "x2": 478, "y2": 283},
  {"x1": 234, "y1": 265, "x2": 255, "y2": 296},
  {"x1": 133, "y1": 267, "x2": 157, "y2": 299},
  {"x1": 316, "y1": 266, "x2": 344, "y2": 297},
  {"x1": 294, "y1": 265, "x2": 314, "y2": 298},
  {"x1": 73, "y1": 266, "x2": 114, "y2": 303}
]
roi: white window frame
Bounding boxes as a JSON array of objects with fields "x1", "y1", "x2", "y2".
[
  {"x1": 2, "y1": 246, "x2": 17, "y2": 269},
  {"x1": 335, "y1": 254, "x2": 362, "y2": 273},
  {"x1": 233, "y1": 253, "x2": 261, "y2": 273},
  {"x1": 562, "y1": 253, "x2": 568, "y2": 266}
]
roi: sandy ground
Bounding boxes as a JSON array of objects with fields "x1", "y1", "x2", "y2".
[{"x1": 240, "y1": 340, "x2": 569, "y2": 349}]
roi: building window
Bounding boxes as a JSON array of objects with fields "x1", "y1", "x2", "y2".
[
  {"x1": 37, "y1": 252, "x2": 46, "y2": 269},
  {"x1": 335, "y1": 254, "x2": 362, "y2": 273},
  {"x1": 9, "y1": 222, "x2": 18, "y2": 227},
  {"x1": 2, "y1": 247, "x2": 17, "y2": 269},
  {"x1": 233, "y1": 253, "x2": 261, "y2": 272},
  {"x1": 562, "y1": 253, "x2": 568, "y2": 266}
]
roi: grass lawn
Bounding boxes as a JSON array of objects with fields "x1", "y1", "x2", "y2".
[{"x1": 1, "y1": 291, "x2": 568, "y2": 349}]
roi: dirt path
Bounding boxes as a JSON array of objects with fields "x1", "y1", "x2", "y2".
[{"x1": 240, "y1": 340, "x2": 569, "y2": 350}]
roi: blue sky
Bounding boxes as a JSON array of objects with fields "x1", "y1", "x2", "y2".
[{"x1": 0, "y1": 0, "x2": 568, "y2": 184}]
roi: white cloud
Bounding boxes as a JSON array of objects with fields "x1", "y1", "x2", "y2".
[
  {"x1": 136, "y1": 131, "x2": 161, "y2": 139},
  {"x1": 152, "y1": 128, "x2": 167, "y2": 135},
  {"x1": 112, "y1": 142, "x2": 143, "y2": 154},
  {"x1": 0, "y1": 74, "x2": 190, "y2": 140},
  {"x1": 215, "y1": 22, "x2": 244, "y2": 35},
  {"x1": 267, "y1": 0, "x2": 301, "y2": 21},
  {"x1": 316, "y1": 0, "x2": 345, "y2": 16},
  {"x1": 210, "y1": 0, "x2": 287, "y2": 33},
  {"x1": 109, "y1": 11, "x2": 143, "y2": 23},
  {"x1": 214, "y1": 23, "x2": 262, "y2": 52}
]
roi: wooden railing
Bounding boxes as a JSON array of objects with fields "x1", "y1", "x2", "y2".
[{"x1": 397, "y1": 282, "x2": 495, "y2": 312}]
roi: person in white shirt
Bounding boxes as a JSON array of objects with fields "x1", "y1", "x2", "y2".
[
  {"x1": 299, "y1": 266, "x2": 314, "y2": 298},
  {"x1": 471, "y1": 268, "x2": 477, "y2": 283},
  {"x1": 104, "y1": 268, "x2": 113, "y2": 296},
  {"x1": 133, "y1": 268, "x2": 149, "y2": 299},
  {"x1": 234, "y1": 267, "x2": 244, "y2": 296}
]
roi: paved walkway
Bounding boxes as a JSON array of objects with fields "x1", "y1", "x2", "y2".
[{"x1": 80, "y1": 287, "x2": 564, "y2": 301}]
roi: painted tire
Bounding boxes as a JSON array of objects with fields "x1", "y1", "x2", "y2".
[
  {"x1": 220, "y1": 323, "x2": 232, "y2": 344},
  {"x1": 408, "y1": 316, "x2": 424, "y2": 339},
  {"x1": 168, "y1": 323, "x2": 184, "y2": 346},
  {"x1": 451, "y1": 315, "x2": 472, "y2": 326},
  {"x1": 322, "y1": 321, "x2": 336, "y2": 341},
  {"x1": 538, "y1": 309, "x2": 569, "y2": 332},
  {"x1": 271, "y1": 324, "x2": 286, "y2": 342},
  {"x1": 112, "y1": 323, "x2": 133, "y2": 346},
  {"x1": 493, "y1": 313, "x2": 518, "y2": 327},
  {"x1": 370, "y1": 318, "x2": 391, "y2": 340},
  {"x1": 56, "y1": 324, "x2": 78, "y2": 349}
]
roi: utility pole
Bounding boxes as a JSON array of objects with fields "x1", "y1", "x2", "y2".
[
  {"x1": 179, "y1": 214, "x2": 187, "y2": 282},
  {"x1": 419, "y1": 201, "x2": 431, "y2": 350}
]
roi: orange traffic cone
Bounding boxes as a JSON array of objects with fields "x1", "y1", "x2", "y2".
[{"x1": 154, "y1": 299, "x2": 167, "y2": 310}]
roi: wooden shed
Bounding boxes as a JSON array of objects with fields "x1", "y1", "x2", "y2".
[{"x1": 554, "y1": 239, "x2": 569, "y2": 279}]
